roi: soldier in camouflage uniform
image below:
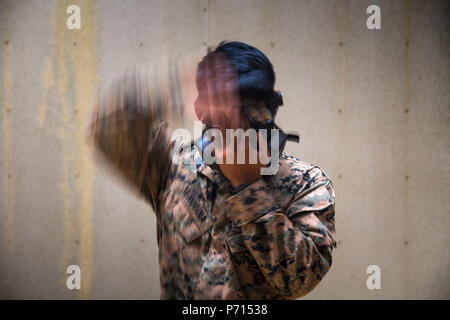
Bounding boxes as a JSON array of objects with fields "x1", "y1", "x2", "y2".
[{"x1": 88, "y1": 41, "x2": 337, "y2": 299}]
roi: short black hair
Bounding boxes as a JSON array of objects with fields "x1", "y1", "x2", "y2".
[{"x1": 196, "y1": 41, "x2": 276, "y2": 106}]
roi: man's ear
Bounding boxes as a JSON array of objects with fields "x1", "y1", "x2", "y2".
[{"x1": 194, "y1": 98, "x2": 204, "y2": 121}]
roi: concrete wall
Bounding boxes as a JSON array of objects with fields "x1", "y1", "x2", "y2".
[{"x1": 0, "y1": 0, "x2": 448, "y2": 299}]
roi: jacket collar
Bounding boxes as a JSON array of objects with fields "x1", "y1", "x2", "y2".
[
  {"x1": 193, "y1": 136, "x2": 226, "y2": 186},
  {"x1": 192, "y1": 133, "x2": 291, "y2": 190}
]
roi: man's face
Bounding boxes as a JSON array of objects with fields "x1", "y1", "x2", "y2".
[
  {"x1": 195, "y1": 89, "x2": 245, "y2": 132},
  {"x1": 195, "y1": 94, "x2": 272, "y2": 132},
  {"x1": 195, "y1": 94, "x2": 272, "y2": 166},
  {"x1": 193, "y1": 53, "x2": 273, "y2": 166}
]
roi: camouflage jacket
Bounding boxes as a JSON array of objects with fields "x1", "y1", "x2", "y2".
[{"x1": 88, "y1": 70, "x2": 337, "y2": 300}]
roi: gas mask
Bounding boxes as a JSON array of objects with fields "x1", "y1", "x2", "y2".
[
  {"x1": 194, "y1": 89, "x2": 299, "y2": 176},
  {"x1": 240, "y1": 90, "x2": 299, "y2": 157},
  {"x1": 196, "y1": 89, "x2": 299, "y2": 160}
]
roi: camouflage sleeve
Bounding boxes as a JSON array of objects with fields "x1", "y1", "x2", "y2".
[
  {"x1": 225, "y1": 166, "x2": 337, "y2": 299},
  {"x1": 87, "y1": 66, "x2": 175, "y2": 212}
]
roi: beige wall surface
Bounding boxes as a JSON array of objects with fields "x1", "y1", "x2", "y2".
[{"x1": 0, "y1": 0, "x2": 449, "y2": 299}]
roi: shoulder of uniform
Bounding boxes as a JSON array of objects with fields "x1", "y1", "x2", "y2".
[
  {"x1": 270, "y1": 152, "x2": 332, "y2": 194},
  {"x1": 277, "y1": 152, "x2": 315, "y2": 180}
]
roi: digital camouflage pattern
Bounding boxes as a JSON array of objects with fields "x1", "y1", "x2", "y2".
[{"x1": 87, "y1": 66, "x2": 337, "y2": 299}]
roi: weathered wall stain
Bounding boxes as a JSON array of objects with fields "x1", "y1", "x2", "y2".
[
  {"x1": 38, "y1": 56, "x2": 55, "y2": 129},
  {"x1": 68, "y1": 0, "x2": 97, "y2": 300},
  {"x1": 51, "y1": 0, "x2": 97, "y2": 299}
]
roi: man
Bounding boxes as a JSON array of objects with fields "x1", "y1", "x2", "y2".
[{"x1": 88, "y1": 41, "x2": 337, "y2": 299}]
